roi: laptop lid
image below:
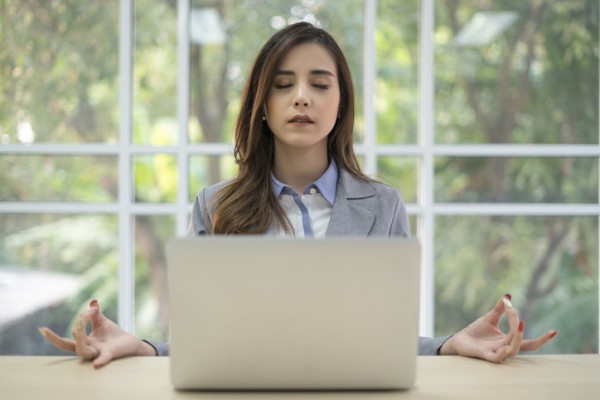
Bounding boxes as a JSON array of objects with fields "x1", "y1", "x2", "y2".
[{"x1": 166, "y1": 237, "x2": 421, "y2": 390}]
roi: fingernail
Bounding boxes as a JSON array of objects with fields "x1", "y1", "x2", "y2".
[
  {"x1": 504, "y1": 293, "x2": 512, "y2": 300},
  {"x1": 518, "y1": 320, "x2": 524, "y2": 332},
  {"x1": 549, "y1": 330, "x2": 558, "y2": 339},
  {"x1": 38, "y1": 327, "x2": 47, "y2": 338},
  {"x1": 503, "y1": 297, "x2": 513, "y2": 309},
  {"x1": 90, "y1": 299, "x2": 99, "y2": 309}
]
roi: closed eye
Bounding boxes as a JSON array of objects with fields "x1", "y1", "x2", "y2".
[{"x1": 273, "y1": 83, "x2": 330, "y2": 90}]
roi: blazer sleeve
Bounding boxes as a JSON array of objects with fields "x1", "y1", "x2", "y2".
[
  {"x1": 419, "y1": 335, "x2": 451, "y2": 356},
  {"x1": 143, "y1": 339, "x2": 169, "y2": 356}
]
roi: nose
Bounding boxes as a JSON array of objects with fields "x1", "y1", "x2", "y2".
[{"x1": 293, "y1": 82, "x2": 310, "y2": 107}]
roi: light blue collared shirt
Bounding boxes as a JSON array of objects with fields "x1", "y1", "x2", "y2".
[{"x1": 270, "y1": 160, "x2": 338, "y2": 238}]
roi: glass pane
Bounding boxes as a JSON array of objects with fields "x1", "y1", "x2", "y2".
[
  {"x1": 0, "y1": 155, "x2": 117, "y2": 202},
  {"x1": 133, "y1": 0, "x2": 178, "y2": 145},
  {"x1": 434, "y1": 157, "x2": 598, "y2": 203},
  {"x1": 377, "y1": 156, "x2": 418, "y2": 203},
  {"x1": 134, "y1": 215, "x2": 175, "y2": 341},
  {"x1": 434, "y1": 215, "x2": 598, "y2": 354},
  {"x1": 188, "y1": 0, "x2": 365, "y2": 144},
  {"x1": 0, "y1": 214, "x2": 118, "y2": 355},
  {"x1": 376, "y1": 0, "x2": 419, "y2": 144},
  {"x1": 435, "y1": 0, "x2": 599, "y2": 144},
  {"x1": 189, "y1": 155, "x2": 237, "y2": 201},
  {"x1": 133, "y1": 155, "x2": 177, "y2": 203},
  {"x1": 0, "y1": 1, "x2": 119, "y2": 144}
]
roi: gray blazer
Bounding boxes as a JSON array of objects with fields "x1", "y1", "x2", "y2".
[
  {"x1": 189, "y1": 168, "x2": 410, "y2": 237},
  {"x1": 149, "y1": 168, "x2": 450, "y2": 356}
]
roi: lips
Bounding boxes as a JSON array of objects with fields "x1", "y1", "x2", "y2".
[{"x1": 288, "y1": 114, "x2": 314, "y2": 123}]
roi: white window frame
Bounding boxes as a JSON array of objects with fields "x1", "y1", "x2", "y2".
[{"x1": 0, "y1": 0, "x2": 598, "y2": 349}]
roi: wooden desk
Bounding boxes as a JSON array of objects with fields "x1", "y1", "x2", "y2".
[{"x1": 0, "y1": 355, "x2": 598, "y2": 399}]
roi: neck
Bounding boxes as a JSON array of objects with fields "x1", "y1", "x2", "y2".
[{"x1": 273, "y1": 146, "x2": 329, "y2": 195}]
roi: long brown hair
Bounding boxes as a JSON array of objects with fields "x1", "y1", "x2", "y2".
[{"x1": 211, "y1": 22, "x2": 368, "y2": 234}]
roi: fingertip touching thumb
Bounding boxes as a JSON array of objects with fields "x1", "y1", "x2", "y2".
[{"x1": 90, "y1": 299, "x2": 100, "y2": 313}]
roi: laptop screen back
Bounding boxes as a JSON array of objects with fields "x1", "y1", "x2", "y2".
[{"x1": 166, "y1": 237, "x2": 421, "y2": 390}]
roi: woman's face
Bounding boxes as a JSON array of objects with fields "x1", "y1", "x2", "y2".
[{"x1": 265, "y1": 42, "x2": 340, "y2": 156}]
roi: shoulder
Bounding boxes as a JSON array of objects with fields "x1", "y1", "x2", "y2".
[
  {"x1": 192, "y1": 179, "x2": 232, "y2": 218},
  {"x1": 332, "y1": 168, "x2": 410, "y2": 237},
  {"x1": 338, "y1": 168, "x2": 403, "y2": 203},
  {"x1": 370, "y1": 179, "x2": 403, "y2": 200},
  {"x1": 195, "y1": 179, "x2": 233, "y2": 207}
]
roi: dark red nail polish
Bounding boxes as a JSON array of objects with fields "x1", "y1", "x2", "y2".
[
  {"x1": 549, "y1": 330, "x2": 558, "y2": 339},
  {"x1": 518, "y1": 320, "x2": 524, "y2": 332},
  {"x1": 504, "y1": 293, "x2": 512, "y2": 300}
]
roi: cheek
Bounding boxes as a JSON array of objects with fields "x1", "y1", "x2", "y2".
[
  {"x1": 321, "y1": 106, "x2": 339, "y2": 133},
  {"x1": 265, "y1": 96, "x2": 283, "y2": 118},
  {"x1": 323, "y1": 93, "x2": 341, "y2": 121}
]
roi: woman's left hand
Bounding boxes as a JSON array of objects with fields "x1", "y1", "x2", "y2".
[{"x1": 439, "y1": 294, "x2": 558, "y2": 362}]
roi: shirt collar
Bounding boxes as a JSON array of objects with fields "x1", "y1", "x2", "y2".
[{"x1": 270, "y1": 159, "x2": 338, "y2": 206}]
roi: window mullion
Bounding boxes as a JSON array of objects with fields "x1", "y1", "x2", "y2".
[
  {"x1": 176, "y1": 0, "x2": 191, "y2": 237},
  {"x1": 418, "y1": 0, "x2": 435, "y2": 338},
  {"x1": 118, "y1": 0, "x2": 134, "y2": 334},
  {"x1": 363, "y1": 0, "x2": 377, "y2": 176}
]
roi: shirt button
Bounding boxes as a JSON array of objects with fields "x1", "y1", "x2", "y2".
[{"x1": 309, "y1": 187, "x2": 317, "y2": 195}]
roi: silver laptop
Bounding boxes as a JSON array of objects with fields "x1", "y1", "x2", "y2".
[{"x1": 166, "y1": 237, "x2": 421, "y2": 390}]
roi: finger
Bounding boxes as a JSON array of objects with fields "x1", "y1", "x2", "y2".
[
  {"x1": 481, "y1": 334, "x2": 523, "y2": 363},
  {"x1": 520, "y1": 330, "x2": 559, "y2": 352},
  {"x1": 480, "y1": 347, "x2": 510, "y2": 363},
  {"x1": 500, "y1": 297, "x2": 522, "y2": 353},
  {"x1": 38, "y1": 327, "x2": 77, "y2": 353},
  {"x1": 72, "y1": 309, "x2": 99, "y2": 360},
  {"x1": 502, "y1": 296, "x2": 520, "y2": 334},
  {"x1": 92, "y1": 349, "x2": 114, "y2": 369},
  {"x1": 504, "y1": 320, "x2": 525, "y2": 357}
]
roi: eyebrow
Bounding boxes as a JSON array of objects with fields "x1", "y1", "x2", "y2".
[{"x1": 275, "y1": 69, "x2": 335, "y2": 77}]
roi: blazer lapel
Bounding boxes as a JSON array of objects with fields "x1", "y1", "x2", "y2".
[{"x1": 326, "y1": 169, "x2": 377, "y2": 237}]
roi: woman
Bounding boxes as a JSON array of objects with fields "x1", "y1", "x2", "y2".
[{"x1": 39, "y1": 22, "x2": 557, "y2": 368}]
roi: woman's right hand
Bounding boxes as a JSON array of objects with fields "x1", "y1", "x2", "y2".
[{"x1": 39, "y1": 299, "x2": 157, "y2": 368}]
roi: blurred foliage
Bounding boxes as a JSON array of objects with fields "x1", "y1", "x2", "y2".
[
  {"x1": 134, "y1": 155, "x2": 178, "y2": 203},
  {"x1": 435, "y1": 0, "x2": 598, "y2": 145},
  {"x1": 2, "y1": 215, "x2": 118, "y2": 274},
  {"x1": 133, "y1": 0, "x2": 178, "y2": 146},
  {"x1": 431, "y1": 0, "x2": 598, "y2": 353},
  {"x1": 434, "y1": 216, "x2": 598, "y2": 354},
  {"x1": 375, "y1": 0, "x2": 419, "y2": 145},
  {"x1": 0, "y1": 0, "x2": 598, "y2": 354},
  {"x1": 0, "y1": 0, "x2": 119, "y2": 143},
  {"x1": 0, "y1": 155, "x2": 117, "y2": 202},
  {"x1": 435, "y1": 157, "x2": 598, "y2": 203}
]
